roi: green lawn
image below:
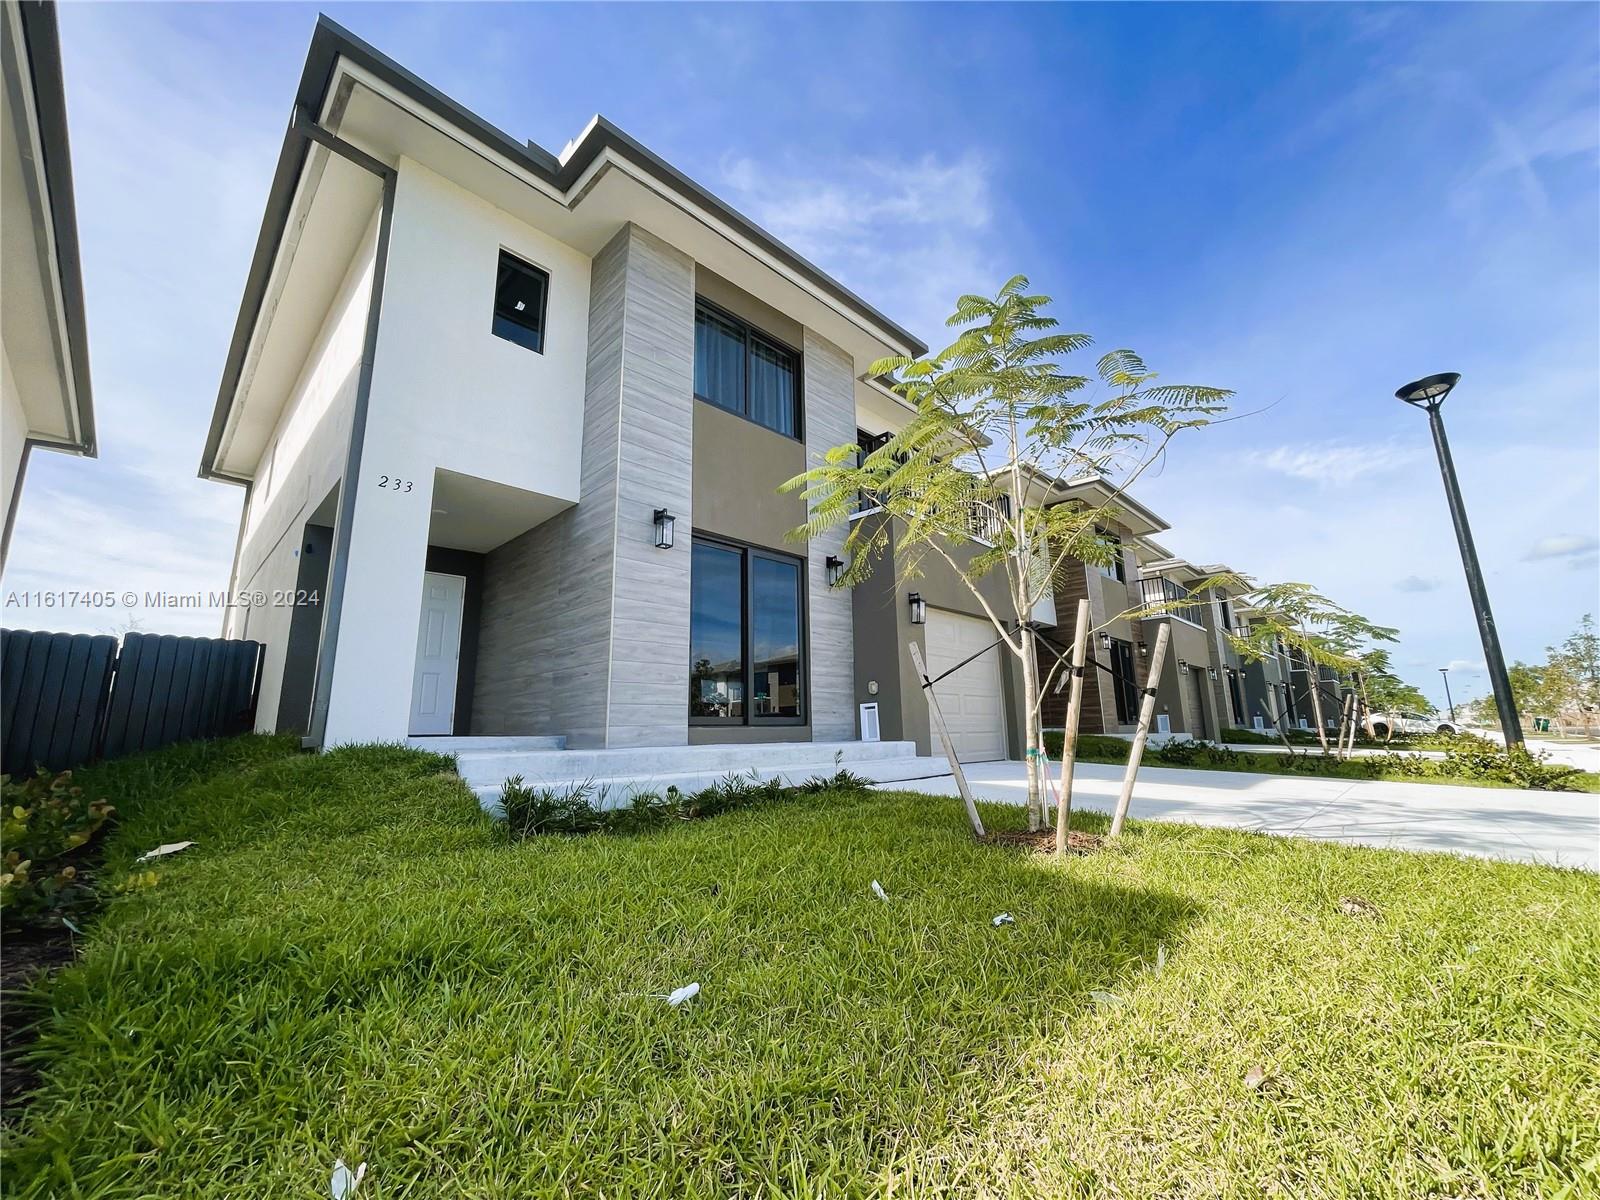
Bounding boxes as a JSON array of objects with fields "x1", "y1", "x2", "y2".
[{"x1": 5, "y1": 737, "x2": 1598, "y2": 1198}]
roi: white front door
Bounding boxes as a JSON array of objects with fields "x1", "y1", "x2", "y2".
[
  {"x1": 409, "y1": 572, "x2": 465, "y2": 736},
  {"x1": 925, "y1": 608, "x2": 1008, "y2": 762}
]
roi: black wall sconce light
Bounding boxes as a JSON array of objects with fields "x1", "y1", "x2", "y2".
[
  {"x1": 652, "y1": 508, "x2": 675, "y2": 549},
  {"x1": 825, "y1": 555, "x2": 846, "y2": 587},
  {"x1": 1207, "y1": 666, "x2": 1219, "y2": 681},
  {"x1": 1099, "y1": 632, "x2": 1113, "y2": 650},
  {"x1": 1137, "y1": 640, "x2": 1149, "y2": 658},
  {"x1": 1178, "y1": 658, "x2": 1190, "y2": 675},
  {"x1": 908, "y1": 592, "x2": 927, "y2": 625}
]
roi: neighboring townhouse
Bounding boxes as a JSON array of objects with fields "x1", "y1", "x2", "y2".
[
  {"x1": 1031, "y1": 476, "x2": 1170, "y2": 739},
  {"x1": 1235, "y1": 601, "x2": 1299, "y2": 731},
  {"x1": 1130, "y1": 544, "x2": 1226, "y2": 740},
  {"x1": 203, "y1": 18, "x2": 953, "y2": 753},
  {"x1": 1, "y1": 0, "x2": 95, "y2": 570},
  {"x1": 1196, "y1": 564, "x2": 1250, "y2": 734}
]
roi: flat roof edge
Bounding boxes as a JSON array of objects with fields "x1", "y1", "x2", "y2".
[
  {"x1": 201, "y1": 14, "x2": 926, "y2": 477},
  {"x1": 19, "y1": 0, "x2": 94, "y2": 457}
]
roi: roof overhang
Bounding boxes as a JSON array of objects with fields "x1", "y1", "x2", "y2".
[
  {"x1": 201, "y1": 16, "x2": 927, "y2": 481},
  {"x1": 2, "y1": 0, "x2": 94, "y2": 457},
  {"x1": 1038, "y1": 472, "x2": 1170, "y2": 536}
]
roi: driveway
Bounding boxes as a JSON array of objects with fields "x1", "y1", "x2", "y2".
[{"x1": 882, "y1": 760, "x2": 1599, "y2": 871}]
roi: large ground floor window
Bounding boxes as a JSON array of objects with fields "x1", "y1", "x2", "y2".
[{"x1": 689, "y1": 537, "x2": 805, "y2": 725}]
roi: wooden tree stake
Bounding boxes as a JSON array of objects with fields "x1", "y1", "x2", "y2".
[
  {"x1": 1054, "y1": 599, "x2": 1091, "y2": 856},
  {"x1": 1110, "y1": 622, "x2": 1169, "y2": 837},
  {"x1": 909, "y1": 640, "x2": 985, "y2": 839}
]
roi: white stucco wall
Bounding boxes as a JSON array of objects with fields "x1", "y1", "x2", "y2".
[
  {"x1": 1, "y1": 339, "x2": 26, "y2": 555},
  {"x1": 228, "y1": 203, "x2": 380, "y2": 727},
  {"x1": 320, "y1": 157, "x2": 592, "y2": 746}
]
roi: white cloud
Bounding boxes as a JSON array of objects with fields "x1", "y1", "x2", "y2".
[
  {"x1": 1396, "y1": 575, "x2": 1441, "y2": 593},
  {"x1": 1445, "y1": 659, "x2": 1487, "y2": 673},
  {"x1": 1245, "y1": 441, "x2": 1421, "y2": 487},
  {"x1": 718, "y1": 150, "x2": 1003, "y2": 346},
  {"x1": 1523, "y1": 534, "x2": 1599, "y2": 561}
]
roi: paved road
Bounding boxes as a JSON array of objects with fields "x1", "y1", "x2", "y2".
[{"x1": 882, "y1": 760, "x2": 1599, "y2": 871}]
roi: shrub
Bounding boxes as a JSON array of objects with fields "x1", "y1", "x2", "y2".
[
  {"x1": 1437, "y1": 743, "x2": 1582, "y2": 791},
  {"x1": 1, "y1": 770, "x2": 114, "y2": 926},
  {"x1": 499, "y1": 767, "x2": 874, "y2": 840},
  {"x1": 1040, "y1": 733, "x2": 1131, "y2": 762},
  {"x1": 1221, "y1": 727, "x2": 1278, "y2": 745}
]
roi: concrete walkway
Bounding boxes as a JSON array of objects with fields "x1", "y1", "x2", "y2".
[{"x1": 880, "y1": 760, "x2": 1599, "y2": 871}]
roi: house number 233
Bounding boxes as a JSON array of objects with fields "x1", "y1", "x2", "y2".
[{"x1": 377, "y1": 475, "x2": 413, "y2": 493}]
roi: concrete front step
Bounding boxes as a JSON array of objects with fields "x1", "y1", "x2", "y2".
[
  {"x1": 472, "y1": 752, "x2": 952, "y2": 810},
  {"x1": 408, "y1": 735, "x2": 568, "y2": 752},
  {"x1": 450, "y1": 738, "x2": 925, "y2": 793}
]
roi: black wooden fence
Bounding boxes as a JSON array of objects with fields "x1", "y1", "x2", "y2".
[{"x1": 1, "y1": 630, "x2": 265, "y2": 777}]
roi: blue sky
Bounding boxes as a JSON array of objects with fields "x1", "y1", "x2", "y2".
[{"x1": 7, "y1": 1, "x2": 1597, "y2": 712}]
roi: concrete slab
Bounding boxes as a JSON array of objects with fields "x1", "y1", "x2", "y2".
[{"x1": 878, "y1": 760, "x2": 1599, "y2": 871}]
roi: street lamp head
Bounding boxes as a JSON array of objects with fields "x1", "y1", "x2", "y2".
[{"x1": 1396, "y1": 372, "x2": 1461, "y2": 409}]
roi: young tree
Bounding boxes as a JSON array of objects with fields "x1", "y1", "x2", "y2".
[
  {"x1": 1552, "y1": 613, "x2": 1600, "y2": 723},
  {"x1": 1358, "y1": 649, "x2": 1432, "y2": 714},
  {"x1": 1225, "y1": 582, "x2": 1397, "y2": 756},
  {"x1": 784, "y1": 277, "x2": 1231, "y2": 831}
]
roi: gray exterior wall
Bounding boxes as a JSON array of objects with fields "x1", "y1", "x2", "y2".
[
  {"x1": 851, "y1": 513, "x2": 1024, "y2": 758},
  {"x1": 473, "y1": 224, "x2": 694, "y2": 748},
  {"x1": 802, "y1": 330, "x2": 857, "y2": 741},
  {"x1": 606, "y1": 227, "x2": 696, "y2": 747},
  {"x1": 691, "y1": 402, "x2": 805, "y2": 552}
]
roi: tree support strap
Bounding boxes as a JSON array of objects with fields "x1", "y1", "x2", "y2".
[{"x1": 917, "y1": 634, "x2": 1009, "y2": 691}]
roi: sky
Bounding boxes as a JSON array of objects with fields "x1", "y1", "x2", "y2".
[{"x1": 6, "y1": 1, "x2": 1597, "y2": 714}]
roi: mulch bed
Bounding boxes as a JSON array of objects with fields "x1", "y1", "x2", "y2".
[
  {"x1": 1, "y1": 922, "x2": 77, "y2": 1119},
  {"x1": 985, "y1": 828, "x2": 1104, "y2": 855}
]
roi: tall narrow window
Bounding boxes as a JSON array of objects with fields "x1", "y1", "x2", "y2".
[
  {"x1": 690, "y1": 542, "x2": 745, "y2": 719},
  {"x1": 752, "y1": 556, "x2": 802, "y2": 717},
  {"x1": 693, "y1": 299, "x2": 800, "y2": 437},
  {"x1": 694, "y1": 304, "x2": 745, "y2": 414},
  {"x1": 689, "y1": 537, "x2": 806, "y2": 724},
  {"x1": 1095, "y1": 529, "x2": 1126, "y2": 581},
  {"x1": 492, "y1": 251, "x2": 549, "y2": 353},
  {"x1": 748, "y1": 336, "x2": 797, "y2": 437},
  {"x1": 1110, "y1": 638, "x2": 1138, "y2": 724}
]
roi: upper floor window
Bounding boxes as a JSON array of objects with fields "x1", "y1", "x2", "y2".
[
  {"x1": 695, "y1": 299, "x2": 800, "y2": 438},
  {"x1": 1095, "y1": 528, "x2": 1125, "y2": 582},
  {"x1": 492, "y1": 250, "x2": 549, "y2": 353}
]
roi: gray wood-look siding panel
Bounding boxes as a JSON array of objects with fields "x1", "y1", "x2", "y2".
[
  {"x1": 470, "y1": 225, "x2": 693, "y2": 749},
  {"x1": 471, "y1": 230, "x2": 632, "y2": 745},
  {"x1": 607, "y1": 227, "x2": 694, "y2": 747},
  {"x1": 803, "y1": 329, "x2": 858, "y2": 741}
]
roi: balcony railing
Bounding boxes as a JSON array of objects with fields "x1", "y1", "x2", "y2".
[
  {"x1": 1140, "y1": 576, "x2": 1205, "y2": 626},
  {"x1": 852, "y1": 490, "x2": 1012, "y2": 546}
]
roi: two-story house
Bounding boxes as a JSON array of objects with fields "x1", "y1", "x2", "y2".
[{"x1": 204, "y1": 18, "x2": 1036, "y2": 778}]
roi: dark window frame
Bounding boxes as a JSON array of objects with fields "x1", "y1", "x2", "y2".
[
  {"x1": 693, "y1": 297, "x2": 804, "y2": 441},
  {"x1": 688, "y1": 532, "x2": 809, "y2": 728},
  {"x1": 491, "y1": 249, "x2": 550, "y2": 354},
  {"x1": 1109, "y1": 637, "x2": 1139, "y2": 725},
  {"x1": 1095, "y1": 527, "x2": 1126, "y2": 582},
  {"x1": 1226, "y1": 669, "x2": 1246, "y2": 727}
]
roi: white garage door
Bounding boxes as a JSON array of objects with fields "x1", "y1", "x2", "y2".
[{"x1": 926, "y1": 609, "x2": 1007, "y2": 762}]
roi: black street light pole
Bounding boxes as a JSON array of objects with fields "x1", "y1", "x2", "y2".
[
  {"x1": 1439, "y1": 667, "x2": 1455, "y2": 723},
  {"x1": 1397, "y1": 373, "x2": 1523, "y2": 747}
]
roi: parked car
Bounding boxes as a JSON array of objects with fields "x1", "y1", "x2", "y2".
[{"x1": 1367, "y1": 710, "x2": 1459, "y2": 739}]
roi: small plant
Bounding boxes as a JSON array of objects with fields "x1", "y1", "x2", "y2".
[
  {"x1": 1, "y1": 770, "x2": 115, "y2": 926},
  {"x1": 500, "y1": 776, "x2": 610, "y2": 839},
  {"x1": 499, "y1": 767, "x2": 872, "y2": 841}
]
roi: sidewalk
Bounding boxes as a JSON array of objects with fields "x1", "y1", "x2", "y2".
[{"x1": 880, "y1": 759, "x2": 1599, "y2": 871}]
